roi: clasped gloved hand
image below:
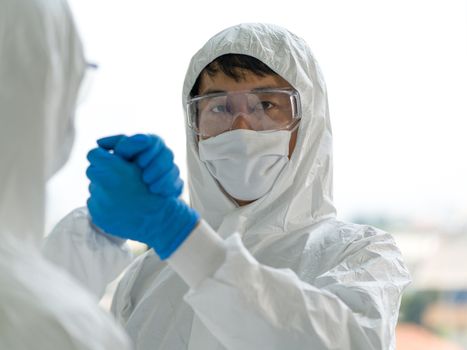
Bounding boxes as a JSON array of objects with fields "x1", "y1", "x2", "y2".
[{"x1": 86, "y1": 134, "x2": 200, "y2": 259}]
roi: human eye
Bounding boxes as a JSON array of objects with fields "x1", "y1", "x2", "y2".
[
  {"x1": 211, "y1": 104, "x2": 227, "y2": 113},
  {"x1": 205, "y1": 96, "x2": 228, "y2": 115},
  {"x1": 259, "y1": 101, "x2": 274, "y2": 110},
  {"x1": 253, "y1": 99, "x2": 274, "y2": 111},
  {"x1": 253, "y1": 100, "x2": 276, "y2": 112}
]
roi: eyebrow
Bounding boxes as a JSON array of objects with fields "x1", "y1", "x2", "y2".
[
  {"x1": 201, "y1": 89, "x2": 226, "y2": 95},
  {"x1": 200, "y1": 85, "x2": 289, "y2": 95}
]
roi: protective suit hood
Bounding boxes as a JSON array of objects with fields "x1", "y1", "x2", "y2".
[
  {"x1": 183, "y1": 23, "x2": 336, "y2": 242},
  {"x1": 0, "y1": 0, "x2": 86, "y2": 244}
]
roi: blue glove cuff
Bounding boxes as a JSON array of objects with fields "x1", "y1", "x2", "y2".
[{"x1": 155, "y1": 208, "x2": 200, "y2": 260}]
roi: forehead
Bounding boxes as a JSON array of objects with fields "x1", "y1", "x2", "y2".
[{"x1": 198, "y1": 69, "x2": 292, "y2": 95}]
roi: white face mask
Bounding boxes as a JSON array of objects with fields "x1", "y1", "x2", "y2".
[{"x1": 199, "y1": 129, "x2": 291, "y2": 201}]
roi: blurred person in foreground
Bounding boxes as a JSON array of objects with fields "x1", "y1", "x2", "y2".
[
  {"x1": 44, "y1": 23, "x2": 411, "y2": 349},
  {"x1": 0, "y1": 0, "x2": 132, "y2": 349}
]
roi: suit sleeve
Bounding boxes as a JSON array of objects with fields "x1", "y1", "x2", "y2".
[
  {"x1": 42, "y1": 207, "x2": 134, "y2": 299},
  {"x1": 169, "y1": 220, "x2": 411, "y2": 350}
]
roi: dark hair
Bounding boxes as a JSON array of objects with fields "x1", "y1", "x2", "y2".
[{"x1": 190, "y1": 54, "x2": 277, "y2": 97}]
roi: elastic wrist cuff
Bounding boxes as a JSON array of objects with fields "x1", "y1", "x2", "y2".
[{"x1": 168, "y1": 219, "x2": 226, "y2": 289}]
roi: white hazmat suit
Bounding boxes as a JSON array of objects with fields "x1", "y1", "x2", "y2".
[
  {"x1": 44, "y1": 23, "x2": 411, "y2": 349},
  {"x1": 0, "y1": 0, "x2": 132, "y2": 349}
]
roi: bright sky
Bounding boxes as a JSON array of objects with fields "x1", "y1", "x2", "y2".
[{"x1": 46, "y1": 0, "x2": 467, "y2": 232}]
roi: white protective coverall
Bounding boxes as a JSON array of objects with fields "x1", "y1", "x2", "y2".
[
  {"x1": 44, "y1": 23, "x2": 411, "y2": 349},
  {"x1": 0, "y1": 0, "x2": 132, "y2": 349}
]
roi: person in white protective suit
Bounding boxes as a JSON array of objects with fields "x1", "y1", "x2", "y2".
[
  {"x1": 43, "y1": 23, "x2": 411, "y2": 349},
  {"x1": 0, "y1": 0, "x2": 132, "y2": 349}
]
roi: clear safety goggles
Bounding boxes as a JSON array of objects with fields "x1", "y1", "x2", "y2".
[
  {"x1": 77, "y1": 62, "x2": 99, "y2": 105},
  {"x1": 187, "y1": 88, "x2": 301, "y2": 138}
]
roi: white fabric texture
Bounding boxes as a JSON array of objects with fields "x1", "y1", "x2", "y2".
[
  {"x1": 0, "y1": 0, "x2": 132, "y2": 349},
  {"x1": 43, "y1": 207, "x2": 134, "y2": 299},
  {"x1": 44, "y1": 23, "x2": 411, "y2": 350},
  {"x1": 199, "y1": 129, "x2": 291, "y2": 201},
  {"x1": 169, "y1": 220, "x2": 226, "y2": 289}
]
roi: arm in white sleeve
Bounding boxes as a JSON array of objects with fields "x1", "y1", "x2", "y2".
[
  {"x1": 169, "y1": 220, "x2": 411, "y2": 350},
  {"x1": 0, "y1": 248, "x2": 133, "y2": 350},
  {"x1": 42, "y1": 207, "x2": 134, "y2": 299},
  {"x1": 169, "y1": 220, "x2": 227, "y2": 288}
]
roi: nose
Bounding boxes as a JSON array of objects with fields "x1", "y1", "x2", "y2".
[
  {"x1": 227, "y1": 94, "x2": 254, "y2": 131},
  {"x1": 231, "y1": 113, "x2": 254, "y2": 130}
]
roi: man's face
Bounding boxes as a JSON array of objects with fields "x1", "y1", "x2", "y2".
[
  {"x1": 197, "y1": 69, "x2": 299, "y2": 206},
  {"x1": 197, "y1": 69, "x2": 299, "y2": 158}
]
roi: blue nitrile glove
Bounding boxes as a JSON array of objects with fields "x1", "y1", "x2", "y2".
[
  {"x1": 97, "y1": 134, "x2": 183, "y2": 198},
  {"x1": 86, "y1": 142, "x2": 199, "y2": 259}
]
